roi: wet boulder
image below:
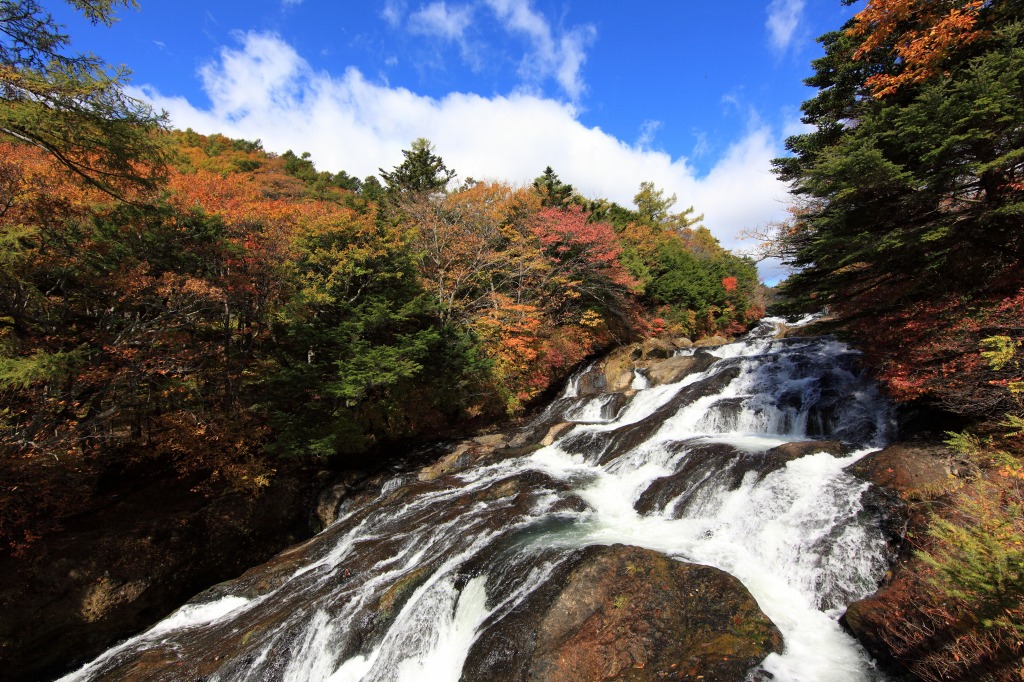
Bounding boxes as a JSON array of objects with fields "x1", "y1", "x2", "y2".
[
  {"x1": 635, "y1": 442, "x2": 745, "y2": 516},
  {"x1": 644, "y1": 351, "x2": 718, "y2": 387},
  {"x1": 845, "y1": 442, "x2": 951, "y2": 500},
  {"x1": 761, "y1": 438, "x2": 847, "y2": 471},
  {"x1": 314, "y1": 471, "x2": 368, "y2": 529},
  {"x1": 635, "y1": 440, "x2": 848, "y2": 518},
  {"x1": 604, "y1": 347, "x2": 639, "y2": 392},
  {"x1": 463, "y1": 544, "x2": 782, "y2": 682},
  {"x1": 575, "y1": 364, "x2": 609, "y2": 396}
]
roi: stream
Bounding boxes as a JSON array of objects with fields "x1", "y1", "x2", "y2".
[{"x1": 61, "y1": 317, "x2": 896, "y2": 681}]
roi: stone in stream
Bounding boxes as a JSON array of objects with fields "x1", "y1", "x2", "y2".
[
  {"x1": 462, "y1": 544, "x2": 782, "y2": 681},
  {"x1": 558, "y1": 362, "x2": 744, "y2": 467},
  {"x1": 642, "y1": 350, "x2": 718, "y2": 387}
]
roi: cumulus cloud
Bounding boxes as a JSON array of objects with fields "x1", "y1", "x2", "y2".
[
  {"x1": 766, "y1": 0, "x2": 806, "y2": 53},
  {"x1": 134, "y1": 31, "x2": 791, "y2": 277}
]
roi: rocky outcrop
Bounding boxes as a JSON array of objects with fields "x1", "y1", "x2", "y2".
[
  {"x1": 463, "y1": 544, "x2": 782, "y2": 681},
  {"x1": 591, "y1": 337, "x2": 728, "y2": 395}
]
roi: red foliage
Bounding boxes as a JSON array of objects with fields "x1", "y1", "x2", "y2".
[
  {"x1": 530, "y1": 206, "x2": 639, "y2": 291},
  {"x1": 840, "y1": 274, "x2": 1024, "y2": 418}
]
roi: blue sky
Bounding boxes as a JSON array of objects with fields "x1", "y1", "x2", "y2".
[{"x1": 53, "y1": 0, "x2": 862, "y2": 280}]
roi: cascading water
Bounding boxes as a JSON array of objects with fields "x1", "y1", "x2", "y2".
[{"x1": 60, "y1": 317, "x2": 897, "y2": 681}]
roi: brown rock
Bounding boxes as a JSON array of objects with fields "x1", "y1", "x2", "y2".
[
  {"x1": 673, "y1": 337, "x2": 694, "y2": 349},
  {"x1": 575, "y1": 364, "x2": 608, "y2": 396},
  {"x1": 473, "y1": 433, "x2": 507, "y2": 448},
  {"x1": 694, "y1": 335, "x2": 729, "y2": 348},
  {"x1": 418, "y1": 443, "x2": 473, "y2": 481},
  {"x1": 841, "y1": 570, "x2": 919, "y2": 674},
  {"x1": 645, "y1": 353, "x2": 718, "y2": 387},
  {"x1": 604, "y1": 348, "x2": 638, "y2": 393},
  {"x1": 846, "y1": 442, "x2": 951, "y2": 500},
  {"x1": 766, "y1": 440, "x2": 847, "y2": 462},
  {"x1": 464, "y1": 545, "x2": 782, "y2": 682},
  {"x1": 640, "y1": 338, "x2": 675, "y2": 360},
  {"x1": 540, "y1": 422, "x2": 573, "y2": 446}
]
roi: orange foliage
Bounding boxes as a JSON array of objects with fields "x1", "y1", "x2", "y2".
[{"x1": 850, "y1": 0, "x2": 986, "y2": 97}]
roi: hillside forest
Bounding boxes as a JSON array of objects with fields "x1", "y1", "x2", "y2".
[{"x1": 0, "y1": 1, "x2": 764, "y2": 558}]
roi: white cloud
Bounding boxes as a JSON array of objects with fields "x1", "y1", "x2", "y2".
[
  {"x1": 692, "y1": 130, "x2": 710, "y2": 158},
  {"x1": 382, "y1": 0, "x2": 406, "y2": 28},
  {"x1": 408, "y1": 2, "x2": 474, "y2": 41},
  {"x1": 636, "y1": 119, "x2": 661, "y2": 149},
  {"x1": 135, "y1": 32, "x2": 791, "y2": 278},
  {"x1": 766, "y1": 0, "x2": 806, "y2": 53},
  {"x1": 483, "y1": 0, "x2": 595, "y2": 101}
]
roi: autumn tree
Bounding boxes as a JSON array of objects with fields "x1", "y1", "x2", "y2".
[{"x1": 416, "y1": 181, "x2": 542, "y2": 325}]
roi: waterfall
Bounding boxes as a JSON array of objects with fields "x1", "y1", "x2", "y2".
[{"x1": 61, "y1": 318, "x2": 896, "y2": 682}]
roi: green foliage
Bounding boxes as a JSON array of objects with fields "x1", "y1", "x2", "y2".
[
  {"x1": 981, "y1": 335, "x2": 1020, "y2": 372},
  {"x1": 945, "y1": 429, "x2": 982, "y2": 458},
  {"x1": 919, "y1": 482, "x2": 1024, "y2": 639},
  {"x1": 0, "y1": 347, "x2": 82, "y2": 389},
  {"x1": 632, "y1": 181, "x2": 703, "y2": 232},
  {"x1": 280, "y1": 149, "x2": 362, "y2": 196},
  {"x1": 532, "y1": 166, "x2": 574, "y2": 207},
  {"x1": 380, "y1": 137, "x2": 455, "y2": 196}
]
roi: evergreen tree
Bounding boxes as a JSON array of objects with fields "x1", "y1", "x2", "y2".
[
  {"x1": 774, "y1": 1, "x2": 1024, "y2": 319},
  {"x1": 532, "y1": 166, "x2": 574, "y2": 207},
  {"x1": 0, "y1": 0, "x2": 168, "y2": 195},
  {"x1": 632, "y1": 181, "x2": 703, "y2": 233},
  {"x1": 379, "y1": 137, "x2": 455, "y2": 196}
]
